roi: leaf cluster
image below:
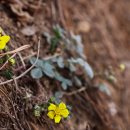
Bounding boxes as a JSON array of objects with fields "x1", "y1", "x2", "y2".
[{"x1": 30, "y1": 25, "x2": 94, "y2": 90}]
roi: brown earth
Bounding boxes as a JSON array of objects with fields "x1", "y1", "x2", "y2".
[{"x1": 0, "y1": 0, "x2": 130, "y2": 130}]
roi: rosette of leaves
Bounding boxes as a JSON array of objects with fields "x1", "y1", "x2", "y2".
[
  {"x1": 31, "y1": 25, "x2": 94, "y2": 90},
  {"x1": 43, "y1": 25, "x2": 94, "y2": 77},
  {"x1": 33, "y1": 95, "x2": 72, "y2": 118}
]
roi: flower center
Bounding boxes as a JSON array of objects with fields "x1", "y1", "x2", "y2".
[{"x1": 55, "y1": 107, "x2": 61, "y2": 115}]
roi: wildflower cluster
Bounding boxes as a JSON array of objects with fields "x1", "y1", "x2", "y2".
[
  {"x1": 47, "y1": 102, "x2": 69, "y2": 123},
  {"x1": 34, "y1": 101, "x2": 70, "y2": 124}
]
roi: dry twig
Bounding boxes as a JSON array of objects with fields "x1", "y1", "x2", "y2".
[
  {"x1": 0, "y1": 44, "x2": 30, "y2": 56},
  {"x1": 17, "y1": 52, "x2": 26, "y2": 69},
  {"x1": 63, "y1": 87, "x2": 87, "y2": 96}
]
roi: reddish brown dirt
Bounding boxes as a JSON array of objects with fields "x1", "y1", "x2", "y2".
[
  {"x1": 0, "y1": 0, "x2": 130, "y2": 130},
  {"x1": 59, "y1": 0, "x2": 130, "y2": 129}
]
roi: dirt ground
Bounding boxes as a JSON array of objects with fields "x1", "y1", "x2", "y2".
[{"x1": 0, "y1": 0, "x2": 130, "y2": 130}]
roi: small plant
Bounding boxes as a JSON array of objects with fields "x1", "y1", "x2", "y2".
[
  {"x1": 33, "y1": 97, "x2": 70, "y2": 124},
  {"x1": 34, "y1": 104, "x2": 46, "y2": 117},
  {"x1": 30, "y1": 25, "x2": 94, "y2": 90}
]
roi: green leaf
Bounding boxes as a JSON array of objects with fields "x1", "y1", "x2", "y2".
[
  {"x1": 68, "y1": 58, "x2": 94, "y2": 78},
  {"x1": 55, "y1": 91, "x2": 63, "y2": 98},
  {"x1": 61, "y1": 82, "x2": 68, "y2": 90},
  {"x1": 55, "y1": 72, "x2": 72, "y2": 85},
  {"x1": 2, "y1": 69, "x2": 13, "y2": 79},
  {"x1": 55, "y1": 72, "x2": 64, "y2": 82},
  {"x1": 67, "y1": 105, "x2": 72, "y2": 111},
  {"x1": 54, "y1": 98, "x2": 61, "y2": 104},
  {"x1": 73, "y1": 76, "x2": 82, "y2": 86},
  {"x1": 42, "y1": 62, "x2": 55, "y2": 78},
  {"x1": 61, "y1": 79, "x2": 72, "y2": 90},
  {"x1": 64, "y1": 79, "x2": 72, "y2": 86},
  {"x1": 84, "y1": 61, "x2": 94, "y2": 79},
  {"x1": 57, "y1": 57, "x2": 64, "y2": 68},
  {"x1": 31, "y1": 68, "x2": 43, "y2": 79},
  {"x1": 53, "y1": 24, "x2": 64, "y2": 39},
  {"x1": 30, "y1": 57, "x2": 44, "y2": 67},
  {"x1": 98, "y1": 84, "x2": 111, "y2": 96},
  {"x1": 49, "y1": 96, "x2": 61, "y2": 105},
  {"x1": 49, "y1": 96, "x2": 56, "y2": 103},
  {"x1": 50, "y1": 37, "x2": 59, "y2": 53},
  {"x1": 53, "y1": 27, "x2": 61, "y2": 39},
  {"x1": 68, "y1": 58, "x2": 84, "y2": 65},
  {"x1": 69, "y1": 62, "x2": 76, "y2": 72},
  {"x1": 51, "y1": 57, "x2": 64, "y2": 68},
  {"x1": 70, "y1": 33, "x2": 86, "y2": 58}
]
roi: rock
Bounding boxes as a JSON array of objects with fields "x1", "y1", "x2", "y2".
[
  {"x1": 77, "y1": 21, "x2": 91, "y2": 33},
  {"x1": 21, "y1": 26, "x2": 37, "y2": 36}
]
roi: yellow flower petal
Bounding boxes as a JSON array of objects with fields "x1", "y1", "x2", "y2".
[
  {"x1": 47, "y1": 111, "x2": 55, "y2": 119},
  {"x1": 48, "y1": 103, "x2": 56, "y2": 111},
  {"x1": 54, "y1": 115, "x2": 61, "y2": 123},
  {"x1": 1, "y1": 35, "x2": 10, "y2": 42},
  {"x1": 60, "y1": 109, "x2": 69, "y2": 118},
  {"x1": 0, "y1": 35, "x2": 10, "y2": 50},
  {"x1": 59, "y1": 102, "x2": 66, "y2": 110}
]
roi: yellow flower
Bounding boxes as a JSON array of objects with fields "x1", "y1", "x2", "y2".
[
  {"x1": 47, "y1": 102, "x2": 69, "y2": 123},
  {"x1": 0, "y1": 35, "x2": 10, "y2": 50}
]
